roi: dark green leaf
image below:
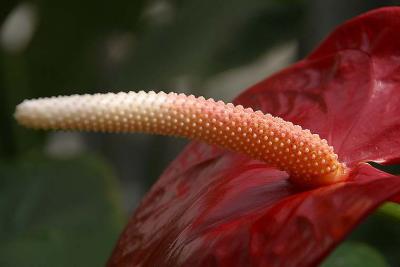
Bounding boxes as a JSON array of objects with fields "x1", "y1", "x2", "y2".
[
  {"x1": 322, "y1": 242, "x2": 389, "y2": 267},
  {"x1": 0, "y1": 154, "x2": 124, "y2": 267},
  {"x1": 332, "y1": 202, "x2": 400, "y2": 267}
]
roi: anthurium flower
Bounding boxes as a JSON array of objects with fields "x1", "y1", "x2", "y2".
[
  {"x1": 14, "y1": 7, "x2": 400, "y2": 267},
  {"x1": 106, "y1": 7, "x2": 400, "y2": 266}
]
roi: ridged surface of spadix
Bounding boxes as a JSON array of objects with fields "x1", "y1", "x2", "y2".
[{"x1": 15, "y1": 91, "x2": 347, "y2": 186}]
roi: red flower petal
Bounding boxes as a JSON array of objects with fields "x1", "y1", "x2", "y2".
[
  {"x1": 108, "y1": 147, "x2": 400, "y2": 266},
  {"x1": 391, "y1": 194, "x2": 400, "y2": 203},
  {"x1": 236, "y1": 7, "x2": 400, "y2": 167},
  {"x1": 108, "y1": 7, "x2": 400, "y2": 266}
]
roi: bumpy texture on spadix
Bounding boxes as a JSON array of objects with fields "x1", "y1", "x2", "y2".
[{"x1": 15, "y1": 91, "x2": 346, "y2": 186}]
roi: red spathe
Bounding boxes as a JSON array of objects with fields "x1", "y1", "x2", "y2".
[{"x1": 108, "y1": 7, "x2": 400, "y2": 267}]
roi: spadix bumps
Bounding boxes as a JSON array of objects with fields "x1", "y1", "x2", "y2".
[{"x1": 15, "y1": 91, "x2": 346, "y2": 186}]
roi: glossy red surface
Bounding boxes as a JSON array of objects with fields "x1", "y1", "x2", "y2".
[
  {"x1": 108, "y1": 7, "x2": 400, "y2": 267},
  {"x1": 238, "y1": 8, "x2": 400, "y2": 168}
]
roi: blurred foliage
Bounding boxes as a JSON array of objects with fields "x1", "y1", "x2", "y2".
[
  {"x1": 348, "y1": 203, "x2": 400, "y2": 266},
  {"x1": 322, "y1": 242, "x2": 389, "y2": 267},
  {"x1": 0, "y1": 153, "x2": 124, "y2": 267},
  {"x1": 1, "y1": 0, "x2": 400, "y2": 265},
  {"x1": 115, "y1": 0, "x2": 304, "y2": 89},
  {"x1": 321, "y1": 202, "x2": 400, "y2": 267}
]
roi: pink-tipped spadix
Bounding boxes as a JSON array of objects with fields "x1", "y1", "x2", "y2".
[{"x1": 15, "y1": 91, "x2": 347, "y2": 186}]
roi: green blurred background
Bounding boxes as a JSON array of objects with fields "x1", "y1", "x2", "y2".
[{"x1": 1, "y1": 0, "x2": 400, "y2": 266}]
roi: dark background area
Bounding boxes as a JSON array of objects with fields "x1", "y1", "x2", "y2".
[{"x1": 1, "y1": 0, "x2": 400, "y2": 266}]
